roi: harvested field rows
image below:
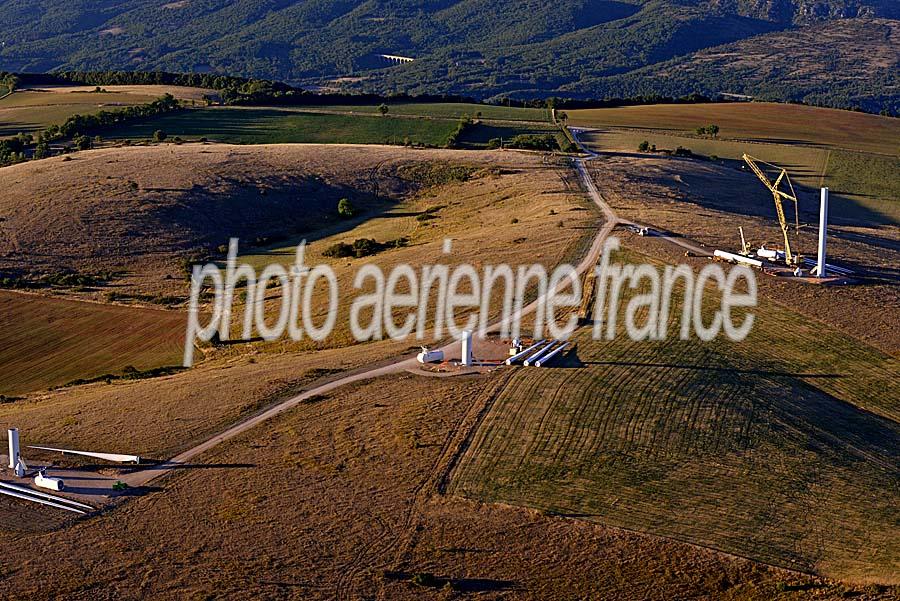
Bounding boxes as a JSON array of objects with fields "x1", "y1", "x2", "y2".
[
  {"x1": 568, "y1": 103, "x2": 900, "y2": 156},
  {"x1": 0, "y1": 291, "x2": 185, "y2": 395},
  {"x1": 451, "y1": 248, "x2": 899, "y2": 583}
]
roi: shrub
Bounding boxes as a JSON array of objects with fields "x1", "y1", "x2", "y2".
[
  {"x1": 153, "y1": 129, "x2": 167, "y2": 142},
  {"x1": 411, "y1": 573, "x2": 441, "y2": 588},
  {"x1": 638, "y1": 140, "x2": 651, "y2": 152},
  {"x1": 73, "y1": 134, "x2": 93, "y2": 150},
  {"x1": 445, "y1": 117, "x2": 472, "y2": 148},
  {"x1": 337, "y1": 197, "x2": 354, "y2": 218},
  {"x1": 504, "y1": 133, "x2": 559, "y2": 151},
  {"x1": 322, "y1": 242, "x2": 353, "y2": 258},
  {"x1": 323, "y1": 237, "x2": 408, "y2": 259}
]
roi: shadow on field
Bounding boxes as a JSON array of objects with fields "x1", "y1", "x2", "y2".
[
  {"x1": 383, "y1": 570, "x2": 517, "y2": 592},
  {"x1": 604, "y1": 151, "x2": 895, "y2": 227},
  {"x1": 580, "y1": 360, "x2": 843, "y2": 379},
  {"x1": 136, "y1": 461, "x2": 256, "y2": 471}
]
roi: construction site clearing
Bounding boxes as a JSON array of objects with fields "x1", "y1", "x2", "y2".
[{"x1": 0, "y1": 148, "x2": 871, "y2": 519}]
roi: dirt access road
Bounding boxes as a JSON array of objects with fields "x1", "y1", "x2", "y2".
[
  {"x1": 122, "y1": 148, "x2": 622, "y2": 489},
  {"x1": 127, "y1": 131, "x2": 719, "y2": 490},
  {"x1": 570, "y1": 127, "x2": 712, "y2": 258}
]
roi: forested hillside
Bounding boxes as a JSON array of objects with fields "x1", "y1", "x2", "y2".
[{"x1": 0, "y1": 0, "x2": 897, "y2": 110}]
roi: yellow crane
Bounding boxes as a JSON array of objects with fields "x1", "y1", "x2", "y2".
[{"x1": 742, "y1": 154, "x2": 801, "y2": 265}]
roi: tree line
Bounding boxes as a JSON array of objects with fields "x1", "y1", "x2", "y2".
[{"x1": 0, "y1": 93, "x2": 182, "y2": 167}]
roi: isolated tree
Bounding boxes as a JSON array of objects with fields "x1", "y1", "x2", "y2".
[
  {"x1": 377, "y1": 103, "x2": 389, "y2": 117},
  {"x1": 638, "y1": 140, "x2": 651, "y2": 152},
  {"x1": 696, "y1": 124, "x2": 720, "y2": 138},
  {"x1": 337, "y1": 197, "x2": 355, "y2": 218}
]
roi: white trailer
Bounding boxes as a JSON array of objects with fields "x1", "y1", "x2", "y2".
[
  {"x1": 416, "y1": 347, "x2": 445, "y2": 363},
  {"x1": 34, "y1": 470, "x2": 65, "y2": 492}
]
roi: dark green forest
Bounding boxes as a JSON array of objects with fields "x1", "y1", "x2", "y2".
[{"x1": 0, "y1": 0, "x2": 897, "y2": 111}]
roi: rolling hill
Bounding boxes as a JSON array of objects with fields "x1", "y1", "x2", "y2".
[{"x1": 0, "y1": 1, "x2": 897, "y2": 110}]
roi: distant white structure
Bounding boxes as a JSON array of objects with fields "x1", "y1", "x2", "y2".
[
  {"x1": 816, "y1": 187, "x2": 829, "y2": 277},
  {"x1": 378, "y1": 54, "x2": 414, "y2": 64},
  {"x1": 7, "y1": 428, "x2": 19, "y2": 469},
  {"x1": 461, "y1": 330, "x2": 473, "y2": 366}
]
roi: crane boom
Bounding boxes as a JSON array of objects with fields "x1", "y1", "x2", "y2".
[{"x1": 742, "y1": 154, "x2": 800, "y2": 265}]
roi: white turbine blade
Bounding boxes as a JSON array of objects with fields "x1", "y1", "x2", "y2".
[
  {"x1": 0, "y1": 481, "x2": 92, "y2": 510},
  {"x1": 27, "y1": 446, "x2": 140, "y2": 464},
  {"x1": 0, "y1": 486, "x2": 85, "y2": 514}
]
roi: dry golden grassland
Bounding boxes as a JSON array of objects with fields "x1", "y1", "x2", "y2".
[
  {"x1": 0, "y1": 144, "x2": 596, "y2": 452},
  {"x1": 0, "y1": 372, "x2": 870, "y2": 600},
  {"x1": 0, "y1": 144, "x2": 591, "y2": 300}
]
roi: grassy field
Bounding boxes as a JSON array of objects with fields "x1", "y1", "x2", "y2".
[
  {"x1": 455, "y1": 121, "x2": 563, "y2": 149},
  {"x1": 105, "y1": 107, "x2": 463, "y2": 146},
  {"x1": 568, "y1": 102, "x2": 900, "y2": 156},
  {"x1": 0, "y1": 291, "x2": 185, "y2": 396},
  {"x1": 578, "y1": 129, "x2": 899, "y2": 225},
  {"x1": 103, "y1": 105, "x2": 556, "y2": 147},
  {"x1": 0, "y1": 86, "x2": 211, "y2": 137},
  {"x1": 826, "y1": 150, "x2": 900, "y2": 214},
  {"x1": 302, "y1": 102, "x2": 551, "y2": 122},
  {"x1": 450, "y1": 247, "x2": 899, "y2": 584}
]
